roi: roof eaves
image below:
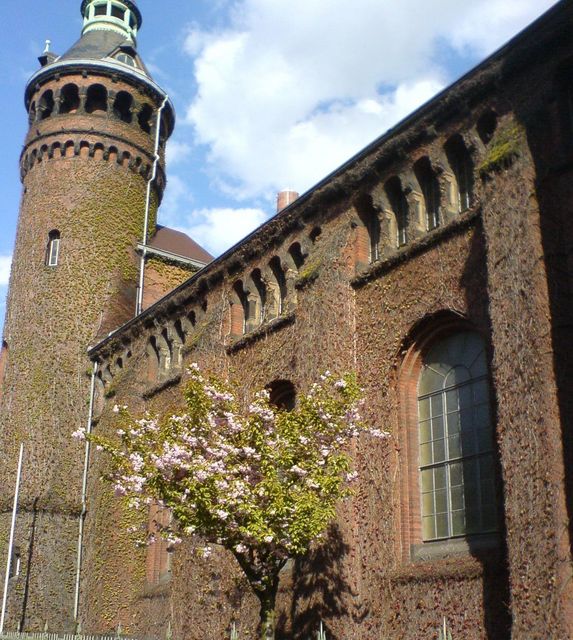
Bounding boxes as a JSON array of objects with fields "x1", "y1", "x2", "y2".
[{"x1": 87, "y1": 0, "x2": 568, "y2": 358}]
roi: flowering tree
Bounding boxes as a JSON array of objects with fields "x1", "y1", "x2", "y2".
[{"x1": 75, "y1": 366, "x2": 388, "y2": 639}]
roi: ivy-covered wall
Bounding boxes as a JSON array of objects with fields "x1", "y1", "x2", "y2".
[
  {"x1": 2, "y1": 3, "x2": 573, "y2": 640},
  {"x1": 81, "y1": 7, "x2": 573, "y2": 638},
  {"x1": 0, "y1": 65, "x2": 166, "y2": 630}
]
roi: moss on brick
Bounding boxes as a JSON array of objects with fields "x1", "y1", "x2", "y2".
[{"x1": 479, "y1": 123, "x2": 525, "y2": 177}]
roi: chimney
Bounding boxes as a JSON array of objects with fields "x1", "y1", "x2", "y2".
[{"x1": 277, "y1": 190, "x2": 299, "y2": 213}]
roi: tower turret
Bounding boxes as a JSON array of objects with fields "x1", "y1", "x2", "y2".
[
  {"x1": 0, "y1": 1, "x2": 175, "y2": 632},
  {"x1": 81, "y1": 0, "x2": 142, "y2": 43}
]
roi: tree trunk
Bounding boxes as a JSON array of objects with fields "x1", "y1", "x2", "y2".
[
  {"x1": 260, "y1": 595, "x2": 276, "y2": 640},
  {"x1": 257, "y1": 581, "x2": 279, "y2": 640}
]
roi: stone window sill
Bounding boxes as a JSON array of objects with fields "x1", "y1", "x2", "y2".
[
  {"x1": 390, "y1": 533, "x2": 501, "y2": 585},
  {"x1": 142, "y1": 373, "x2": 182, "y2": 399},
  {"x1": 410, "y1": 531, "x2": 500, "y2": 563},
  {"x1": 351, "y1": 207, "x2": 480, "y2": 288},
  {"x1": 226, "y1": 312, "x2": 296, "y2": 354}
]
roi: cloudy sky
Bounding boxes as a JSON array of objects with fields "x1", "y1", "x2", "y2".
[{"x1": 0, "y1": 0, "x2": 558, "y2": 334}]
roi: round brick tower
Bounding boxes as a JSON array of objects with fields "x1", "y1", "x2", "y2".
[{"x1": 0, "y1": 0, "x2": 174, "y2": 631}]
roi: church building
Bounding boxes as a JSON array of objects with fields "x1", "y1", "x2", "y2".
[{"x1": 1, "y1": 1, "x2": 573, "y2": 639}]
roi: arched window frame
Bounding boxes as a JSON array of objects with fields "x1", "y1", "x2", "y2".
[
  {"x1": 266, "y1": 379, "x2": 296, "y2": 412},
  {"x1": 444, "y1": 135, "x2": 475, "y2": 213},
  {"x1": 397, "y1": 315, "x2": 500, "y2": 560},
  {"x1": 476, "y1": 109, "x2": 498, "y2": 146},
  {"x1": 355, "y1": 195, "x2": 381, "y2": 265},
  {"x1": 385, "y1": 176, "x2": 409, "y2": 248},
  {"x1": 38, "y1": 90, "x2": 55, "y2": 120},
  {"x1": 414, "y1": 157, "x2": 441, "y2": 231},
  {"x1": 268, "y1": 257, "x2": 287, "y2": 319},
  {"x1": 59, "y1": 84, "x2": 80, "y2": 115},
  {"x1": 250, "y1": 269, "x2": 267, "y2": 325},
  {"x1": 138, "y1": 104, "x2": 153, "y2": 134},
  {"x1": 230, "y1": 280, "x2": 250, "y2": 336},
  {"x1": 113, "y1": 91, "x2": 133, "y2": 123},
  {"x1": 85, "y1": 84, "x2": 108, "y2": 114}
]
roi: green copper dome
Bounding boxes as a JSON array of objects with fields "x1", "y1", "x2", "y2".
[{"x1": 80, "y1": 0, "x2": 142, "y2": 42}]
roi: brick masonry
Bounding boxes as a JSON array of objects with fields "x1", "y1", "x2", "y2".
[{"x1": 2, "y1": 2, "x2": 573, "y2": 639}]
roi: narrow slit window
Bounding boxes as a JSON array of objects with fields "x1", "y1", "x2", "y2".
[
  {"x1": 46, "y1": 230, "x2": 61, "y2": 267},
  {"x1": 9, "y1": 547, "x2": 21, "y2": 578}
]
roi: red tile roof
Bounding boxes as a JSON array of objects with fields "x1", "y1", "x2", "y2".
[{"x1": 148, "y1": 225, "x2": 213, "y2": 265}]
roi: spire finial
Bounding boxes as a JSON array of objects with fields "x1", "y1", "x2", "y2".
[{"x1": 44, "y1": 40, "x2": 51, "y2": 53}]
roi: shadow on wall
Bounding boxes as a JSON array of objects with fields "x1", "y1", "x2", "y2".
[
  {"x1": 275, "y1": 524, "x2": 354, "y2": 640},
  {"x1": 19, "y1": 498, "x2": 39, "y2": 632},
  {"x1": 521, "y1": 57, "x2": 573, "y2": 560},
  {"x1": 460, "y1": 217, "x2": 512, "y2": 640}
]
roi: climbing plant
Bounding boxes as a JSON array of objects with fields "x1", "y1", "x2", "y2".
[{"x1": 74, "y1": 365, "x2": 388, "y2": 640}]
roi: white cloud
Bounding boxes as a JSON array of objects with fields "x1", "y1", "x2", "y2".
[
  {"x1": 160, "y1": 174, "x2": 196, "y2": 229},
  {"x1": 177, "y1": 207, "x2": 268, "y2": 257},
  {"x1": 166, "y1": 140, "x2": 192, "y2": 166},
  {"x1": 448, "y1": 0, "x2": 557, "y2": 55},
  {"x1": 182, "y1": 0, "x2": 555, "y2": 201},
  {"x1": 0, "y1": 256, "x2": 11, "y2": 286}
]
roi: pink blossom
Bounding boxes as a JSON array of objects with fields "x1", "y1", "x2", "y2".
[{"x1": 291, "y1": 465, "x2": 308, "y2": 477}]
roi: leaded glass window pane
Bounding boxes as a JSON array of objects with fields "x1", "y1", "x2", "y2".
[{"x1": 418, "y1": 331, "x2": 497, "y2": 541}]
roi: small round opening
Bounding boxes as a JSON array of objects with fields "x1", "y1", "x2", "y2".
[{"x1": 266, "y1": 380, "x2": 296, "y2": 412}]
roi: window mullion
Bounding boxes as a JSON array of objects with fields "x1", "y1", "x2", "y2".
[{"x1": 443, "y1": 389, "x2": 453, "y2": 538}]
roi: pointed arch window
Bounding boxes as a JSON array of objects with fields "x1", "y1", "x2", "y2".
[
  {"x1": 46, "y1": 230, "x2": 61, "y2": 267},
  {"x1": 418, "y1": 331, "x2": 497, "y2": 541}
]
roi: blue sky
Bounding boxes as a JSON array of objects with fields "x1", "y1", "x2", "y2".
[{"x1": 0, "y1": 0, "x2": 558, "y2": 335}]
